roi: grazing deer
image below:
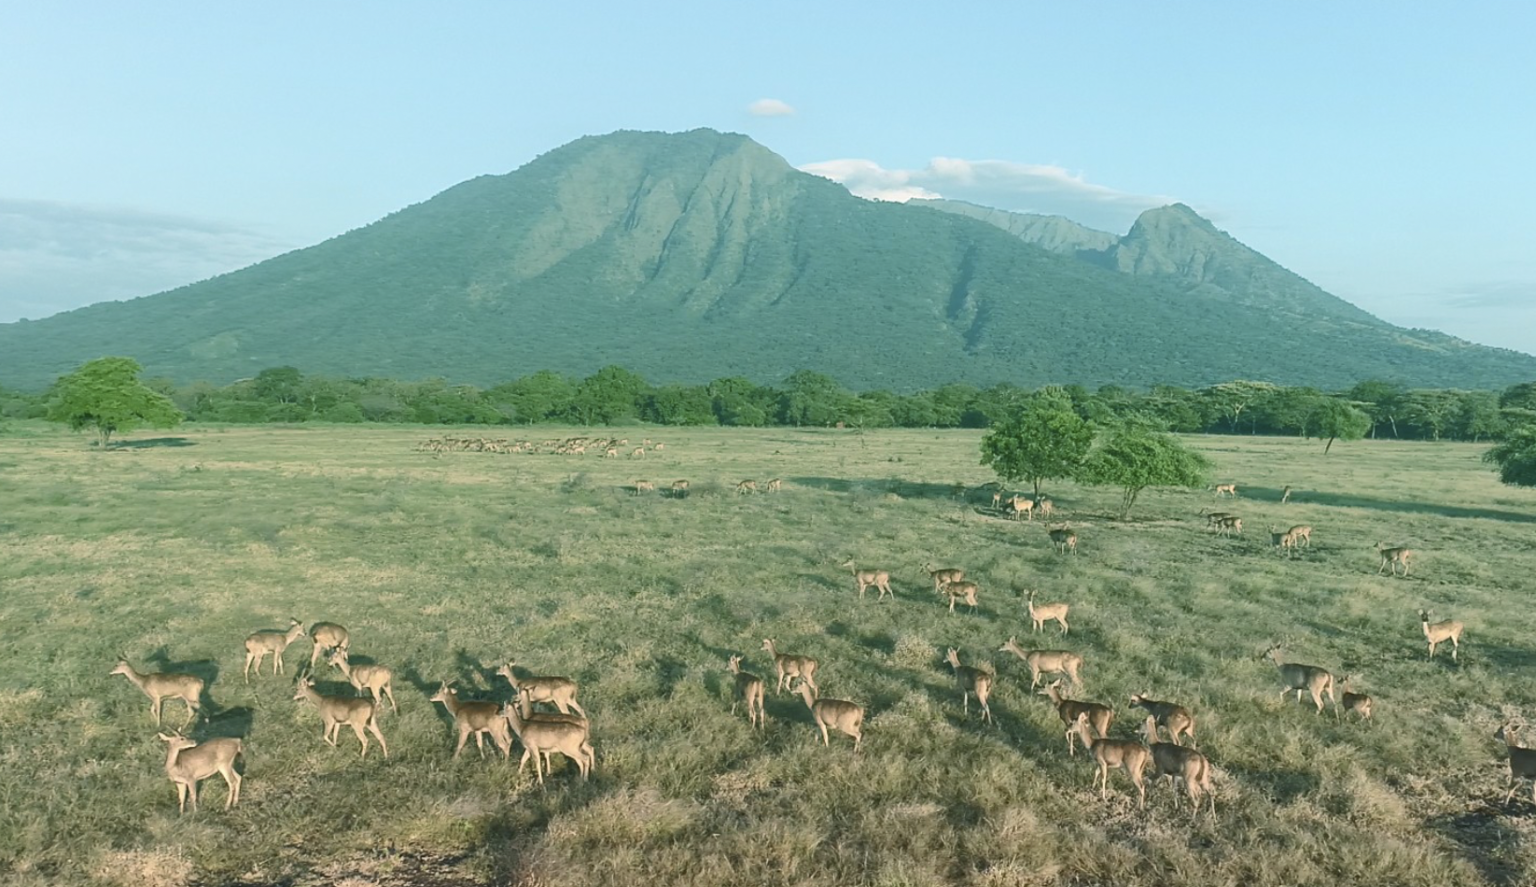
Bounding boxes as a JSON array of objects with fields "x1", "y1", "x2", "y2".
[
  {"x1": 504, "y1": 702, "x2": 594, "y2": 784},
  {"x1": 428, "y1": 682, "x2": 510, "y2": 759},
  {"x1": 1337, "y1": 675, "x2": 1372, "y2": 720},
  {"x1": 671, "y1": 479, "x2": 689, "y2": 499},
  {"x1": 496, "y1": 663, "x2": 585, "y2": 718},
  {"x1": 765, "y1": 478, "x2": 783, "y2": 493},
  {"x1": 1071, "y1": 712, "x2": 1149, "y2": 808},
  {"x1": 1130, "y1": 693, "x2": 1195, "y2": 746},
  {"x1": 157, "y1": 732, "x2": 242, "y2": 814},
  {"x1": 728, "y1": 655, "x2": 766, "y2": 730},
  {"x1": 843, "y1": 560, "x2": 894, "y2": 601},
  {"x1": 1138, "y1": 717, "x2": 1215, "y2": 816},
  {"x1": 604, "y1": 447, "x2": 619, "y2": 458},
  {"x1": 633, "y1": 480, "x2": 655, "y2": 494},
  {"x1": 923, "y1": 563, "x2": 965, "y2": 594},
  {"x1": 1035, "y1": 497, "x2": 1055, "y2": 520},
  {"x1": 1213, "y1": 483, "x2": 1238, "y2": 498},
  {"x1": 110, "y1": 657, "x2": 202, "y2": 727},
  {"x1": 762, "y1": 639, "x2": 819, "y2": 695},
  {"x1": 999, "y1": 637, "x2": 1084, "y2": 690},
  {"x1": 1286, "y1": 525, "x2": 1313, "y2": 548},
  {"x1": 327, "y1": 649, "x2": 398, "y2": 712},
  {"x1": 1200, "y1": 510, "x2": 1234, "y2": 531},
  {"x1": 991, "y1": 490, "x2": 1003, "y2": 510},
  {"x1": 308, "y1": 622, "x2": 350, "y2": 669},
  {"x1": 242, "y1": 618, "x2": 306, "y2": 682},
  {"x1": 797, "y1": 683, "x2": 864, "y2": 750},
  {"x1": 1263, "y1": 645, "x2": 1335, "y2": 714},
  {"x1": 736, "y1": 480, "x2": 757, "y2": 495},
  {"x1": 945, "y1": 648, "x2": 993, "y2": 724},
  {"x1": 1269, "y1": 526, "x2": 1300, "y2": 555},
  {"x1": 1496, "y1": 723, "x2": 1536, "y2": 804},
  {"x1": 1006, "y1": 495, "x2": 1035, "y2": 521},
  {"x1": 1280, "y1": 485, "x2": 1292, "y2": 505},
  {"x1": 1027, "y1": 590, "x2": 1070, "y2": 634},
  {"x1": 942, "y1": 580, "x2": 979, "y2": 615},
  {"x1": 1376, "y1": 543, "x2": 1412, "y2": 577},
  {"x1": 1215, "y1": 516, "x2": 1243, "y2": 537},
  {"x1": 629, "y1": 447, "x2": 645, "y2": 459},
  {"x1": 294, "y1": 676, "x2": 389, "y2": 758},
  {"x1": 1420, "y1": 610, "x2": 1463, "y2": 661},
  {"x1": 1048, "y1": 525, "x2": 1078, "y2": 555},
  {"x1": 1041, "y1": 679, "x2": 1112, "y2": 754}
]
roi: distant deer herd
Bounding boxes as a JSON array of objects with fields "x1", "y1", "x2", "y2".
[{"x1": 111, "y1": 447, "x2": 1529, "y2": 824}]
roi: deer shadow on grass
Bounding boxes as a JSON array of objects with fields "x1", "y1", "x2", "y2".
[
  {"x1": 197, "y1": 706, "x2": 255, "y2": 742},
  {"x1": 787, "y1": 476, "x2": 972, "y2": 504},
  {"x1": 1427, "y1": 805, "x2": 1527, "y2": 887},
  {"x1": 109, "y1": 437, "x2": 197, "y2": 449},
  {"x1": 1252, "y1": 486, "x2": 1536, "y2": 524}
]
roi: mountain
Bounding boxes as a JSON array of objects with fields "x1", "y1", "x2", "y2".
[
  {"x1": 2, "y1": 128, "x2": 1534, "y2": 392},
  {"x1": 907, "y1": 198, "x2": 1118, "y2": 256}
]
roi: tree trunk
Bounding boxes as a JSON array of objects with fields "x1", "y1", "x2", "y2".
[{"x1": 1324, "y1": 436, "x2": 1336, "y2": 454}]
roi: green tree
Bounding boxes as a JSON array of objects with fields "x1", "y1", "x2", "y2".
[
  {"x1": 567, "y1": 366, "x2": 650, "y2": 425},
  {"x1": 490, "y1": 370, "x2": 574, "y2": 424},
  {"x1": 46, "y1": 357, "x2": 182, "y2": 447},
  {"x1": 778, "y1": 370, "x2": 850, "y2": 427},
  {"x1": 1304, "y1": 398, "x2": 1371, "y2": 454},
  {"x1": 979, "y1": 390, "x2": 1095, "y2": 498},
  {"x1": 1349, "y1": 379, "x2": 1408, "y2": 438},
  {"x1": 1484, "y1": 425, "x2": 1536, "y2": 487},
  {"x1": 1201, "y1": 381, "x2": 1278, "y2": 433},
  {"x1": 1076, "y1": 425, "x2": 1212, "y2": 519}
]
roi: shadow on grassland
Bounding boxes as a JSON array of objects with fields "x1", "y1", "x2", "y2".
[
  {"x1": 789, "y1": 476, "x2": 972, "y2": 504},
  {"x1": 1245, "y1": 486, "x2": 1536, "y2": 524},
  {"x1": 1427, "y1": 805, "x2": 1527, "y2": 887},
  {"x1": 109, "y1": 437, "x2": 197, "y2": 449}
]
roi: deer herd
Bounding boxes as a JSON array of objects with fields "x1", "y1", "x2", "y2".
[{"x1": 109, "y1": 468, "x2": 1527, "y2": 825}]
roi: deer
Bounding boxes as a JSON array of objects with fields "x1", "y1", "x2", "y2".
[
  {"x1": 1071, "y1": 712, "x2": 1149, "y2": 808},
  {"x1": 1130, "y1": 693, "x2": 1195, "y2": 746},
  {"x1": 761, "y1": 639, "x2": 819, "y2": 695},
  {"x1": 504, "y1": 702, "x2": 594, "y2": 784},
  {"x1": 1138, "y1": 717, "x2": 1215, "y2": 817},
  {"x1": 1036, "y1": 497, "x2": 1055, "y2": 521},
  {"x1": 1263, "y1": 645, "x2": 1335, "y2": 714},
  {"x1": 604, "y1": 447, "x2": 618, "y2": 458},
  {"x1": 327, "y1": 649, "x2": 397, "y2": 712},
  {"x1": 1215, "y1": 516, "x2": 1243, "y2": 537},
  {"x1": 110, "y1": 657, "x2": 202, "y2": 727},
  {"x1": 1376, "y1": 543, "x2": 1412, "y2": 577},
  {"x1": 923, "y1": 563, "x2": 965, "y2": 594},
  {"x1": 630, "y1": 447, "x2": 645, "y2": 459},
  {"x1": 293, "y1": 676, "x2": 389, "y2": 758},
  {"x1": 945, "y1": 648, "x2": 993, "y2": 724},
  {"x1": 842, "y1": 560, "x2": 894, "y2": 601},
  {"x1": 495, "y1": 662, "x2": 585, "y2": 718},
  {"x1": 242, "y1": 618, "x2": 306, "y2": 682},
  {"x1": 671, "y1": 479, "x2": 690, "y2": 498},
  {"x1": 1213, "y1": 483, "x2": 1238, "y2": 498},
  {"x1": 1496, "y1": 723, "x2": 1536, "y2": 804},
  {"x1": 1269, "y1": 526, "x2": 1300, "y2": 555},
  {"x1": 1027, "y1": 590, "x2": 1069, "y2": 634},
  {"x1": 999, "y1": 637, "x2": 1084, "y2": 690},
  {"x1": 157, "y1": 732, "x2": 242, "y2": 814},
  {"x1": 1337, "y1": 675, "x2": 1372, "y2": 720},
  {"x1": 942, "y1": 580, "x2": 979, "y2": 615},
  {"x1": 1006, "y1": 495, "x2": 1035, "y2": 521},
  {"x1": 797, "y1": 683, "x2": 864, "y2": 750},
  {"x1": 633, "y1": 480, "x2": 655, "y2": 494},
  {"x1": 1280, "y1": 484, "x2": 1293, "y2": 505},
  {"x1": 1041, "y1": 679, "x2": 1112, "y2": 754},
  {"x1": 736, "y1": 480, "x2": 757, "y2": 495},
  {"x1": 429, "y1": 682, "x2": 511, "y2": 759},
  {"x1": 765, "y1": 478, "x2": 783, "y2": 493},
  {"x1": 728, "y1": 655, "x2": 766, "y2": 730},
  {"x1": 308, "y1": 621, "x2": 350, "y2": 669},
  {"x1": 1199, "y1": 509, "x2": 1234, "y2": 530},
  {"x1": 991, "y1": 490, "x2": 1004, "y2": 510},
  {"x1": 1420, "y1": 610, "x2": 1463, "y2": 661},
  {"x1": 1048, "y1": 525, "x2": 1077, "y2": 555},
  {"x1": 1286, "y1": 525, "x2": 1313, "y2": 548}
]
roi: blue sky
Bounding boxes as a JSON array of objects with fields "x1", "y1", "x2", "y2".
[{"x1": 3, "y1": 2, "x2": 1533, "y2": 356}]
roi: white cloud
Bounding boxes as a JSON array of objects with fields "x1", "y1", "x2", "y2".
[
  {"x1": 800, "y1": 156, "x2": 1176, "y2": 234},
  {"x1": 747, "y1": 98, "x2": 796, "y2": 117},
  {"x1": 0, "y1": 198, "x2": 299, "y2": 322}
]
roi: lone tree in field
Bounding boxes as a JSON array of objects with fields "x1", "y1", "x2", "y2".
[
  {"x1": 1304, "y1": 397, "x2": 1372, "y2": 454},
  {"x1": 980, "y1": 389, "x2": 1094, "y2": 498},
  {"x1": 1484, "y1": 425, "x2": 1536, "y2": 488},
  {"x1": 1076, "y1": 423, "x2": 1212, "y2": 519},
  {"x1": 46, "y1": 357, "x2": 182, "y2": 448}
]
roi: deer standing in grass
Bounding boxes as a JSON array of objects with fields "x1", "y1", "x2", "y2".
[
  {"x1": 1048, "y1": 526, "x2": 1077, "y2": 555},
  {"x1": 942, "y1": 580, "x2": 979, "y2": 615},
  {"x1": 1376, "y1": 543, "x2": 1412, "y2": 577},
  {"x1": 1072, "y1": 712, "x2": 1149, "y2": 808},
  {"x1": 671, "y1": 479, "x2": 689, "y2": 498},
  {"x1": 736, "y1": 480, "x2": 757, "y2": 495},
  {"x1": 429, "y1": 682, "x2": 509, "y2": 759},
  {"x1": 294, "y1": 676, "x2": 388, "y2": 758},
  {"x1": 765, "y1": 478, "x2": 782, "y2": 493},
  {"x1": 761, "y1": 639, "x2": 819, "y2": 695},
  {"x1": 1264, "y1": 645, "x2": 1335, "y2": 714},
  {"x1": 1420, "y1": 610, "x2": 1464, "y2": 661},
  {"x1": 1280, "y1": 485, "x2": 1293, "y2": 504},
  {"x1": 243, "y1": 618, "x2": 306, "y2": 682},
  {"x1": 1006, "y1": 495, "x2": 1035, "y2": 521},
  {"x1": 797, "y1": 683, "x2": 864, "y2": 750},
  {"x1": 633, "y1": 480, "x2": 655, "y2": 494},
  {"x1": 1138, "y1": 717, "x2": 1215, "y2": 817},
  {"x1": 496, "y1": 662, "x2": 586, "y2": 718},
  {"x1": 1496, "y1": 723, "x2": 1536, "y2": 804},
  {"x1": 924, "y1": 563, "x2": 965, "y2": 594},
  {"x1": 1000, "y1": 637, "x2": 1084, "y2": 691},
  {"x1": 1036, "y1": 497, "x2": 1055, "y2": 521},
  {"x1": 504, "y1": 703, "x2": 594, "y2": 784},
  {"x1": 945, "y1": 648, "x2": 993, "y2": 724},
  {"x1": 1130, "y1": 693, "x2": 1195, "y2": 746},
  {"x1": 843, "y1": 560, "x2": 894, "y2": 601},
  {"x1": 158, "y1": 732, "x2": 242, "y2": 814},
  {"x1": 308, "y1": 621, "x2": 349, "y2": 669},
  {"x1": 1041, "y1": 679, "x2": 1112, "y2": 754},
  {"x1": 111, "y1": 657, "x2": 202, "y2": 727},
  {"x1": 1337, "y1": 675, "x2": 1372, "y2": 720},
  {"x1": 1027, "y1": 590, "x2": 1069, "y2": 634},
  {"x1": 1213, "y1": 483, "x2": 1238, "y2": 498},
  {"x1": 327, "y1": 649, "x2": 398, "y2": 712},
  {"x1": 1286, "y1": 525, "x2": 1313, "y2": 548},
  {"x1": 728, "y1": 655, "x2": 766, "y2": 730}
]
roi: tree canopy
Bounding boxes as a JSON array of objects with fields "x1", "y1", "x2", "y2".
[
  {"x1": 979, "y1": 389, "x2": 1095, "y2": 497},
  {"x1": 1304, "y1": 398, "x2": 1372, "y2": 454},
  {"x1": 1076, "y1": 424, "x2": 1212, "y2": 519},
  {"x1": 45, "y1": 357, "x2": 182, "y2": 447},
  {"x1": 1484, "y1": 425, "x2": 1536, "y2": 488}
]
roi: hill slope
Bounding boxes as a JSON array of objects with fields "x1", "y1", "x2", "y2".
[{"x1": 2, "y1": 128, "x2": 1533, "y2": 391}]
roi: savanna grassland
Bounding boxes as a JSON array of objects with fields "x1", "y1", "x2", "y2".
[{"x1": 2, "y1": 422, "x2": 1535, "y2": 887}]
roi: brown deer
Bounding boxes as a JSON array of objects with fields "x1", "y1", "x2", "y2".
[
  {"x1": 797, "y1": 683, "x2": 864, "y2": 750},
  {"x1": 843, "y1": 560, "x2": 894, "y2": 601},
  {"x1": 1496, "y1": 723, "x2": 1536, "y2": 804},
  {"x1": 308, "y1": 622, "x2": 350, "y2": 669},
  {"x1": 294, "y1": 676, "x2": 389, "y2": 758},
  {"x1": 1138, "y1": 717, "x2": 1215, "y2": 817},
  {"x1": 728, "y1": 655, "x2": 766, "y2": 730},
  {"x1": 945, "y1": 648, "x2": 993, "y2": 724},
  {"x1": 157, "y1": 733, "x2": 243, "y2": 814},
  {"x1": 1130, "y1": 693, "x2": 1195, "y2": 746},
  {"x1": 762, "y1": 639, "x2": 819, "y2": 695},
  {"x1": 496, "y1": 662, "x2": 585, "y2": 718},
  {"x1": 504, "y1": 702, "x2": 594, "y2": 784},
  {"x1": 1027, "y1": 590, "x2": 1070, "y2": 634},
  {"x1": 110, "y1": 657, "x2": 202, "y2": 728},
  {"x1": 428, "y1": 682, "x2": 508, "y2": 759},
  {"x1": 999, "y1": 638, "x2": 1083, "y2": 690},
  {"x1": 327, "y1": 649, "x2": 398, "y2": 712},
  {"x1": 1041, "y1": 679, "x2": 1113, "y2": 755},
  {"x1": 1420, "y1": 610, "x2": 1464, "y2": 661},
  {"x1": 1376, "y1": 543, "x2": 1412, "y2": 577},
  {"x1": 242, "y1": 618, "x2": 306, "y2": 682},
  {"x1": 1263, "y1": 645, "x2": 1335, "y2": 714},
  {"x1": 1072, "y1": 712, "x2": 1149, "y2": 808},
  {"x1": 1048, "y1": 525, "x2": 1078, "y2": 555}
]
